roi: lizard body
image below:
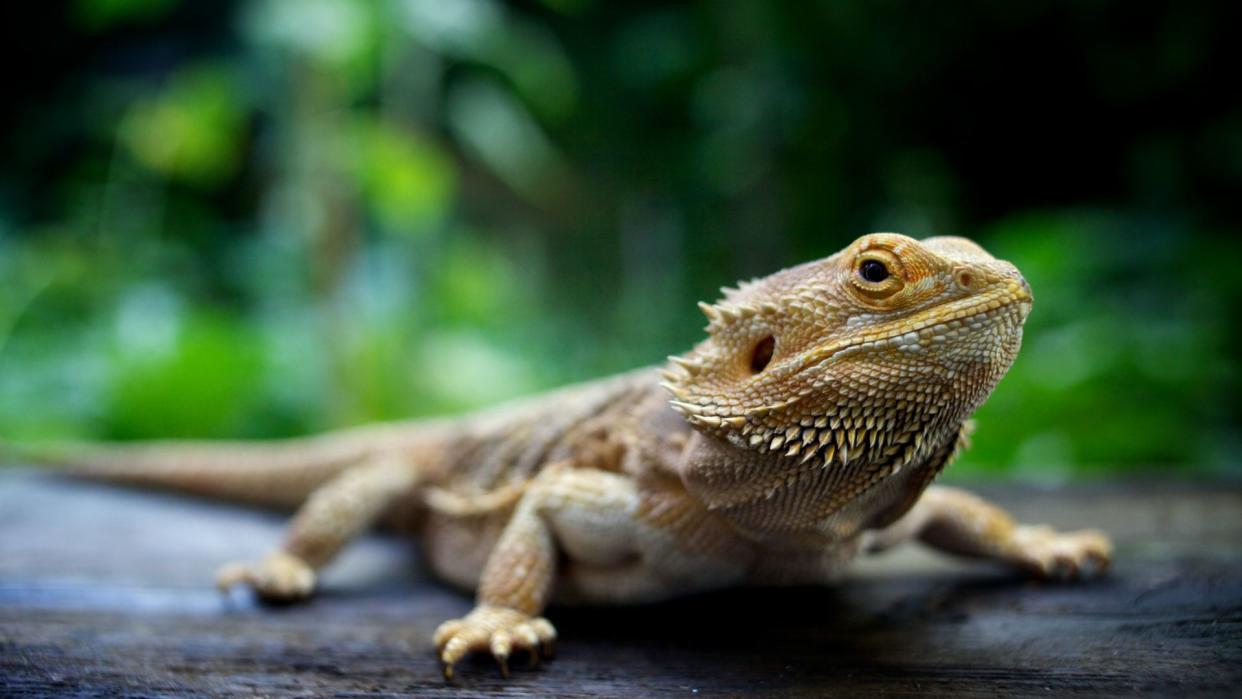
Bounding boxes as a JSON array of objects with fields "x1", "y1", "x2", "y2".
[{"x1": 12, "y1": 233, "x2": 1111, "y2": 679}]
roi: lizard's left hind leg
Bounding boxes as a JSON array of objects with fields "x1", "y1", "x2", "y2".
[{"x1": 216, "y1": 457, "x2": 421, "y2": 601}]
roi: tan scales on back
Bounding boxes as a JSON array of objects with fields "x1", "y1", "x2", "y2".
[{"x1": 13, "y1": 233, "x2": 1112, "y2": 680}]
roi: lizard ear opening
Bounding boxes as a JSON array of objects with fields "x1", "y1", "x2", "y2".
[{"x1": 750, "y1": 335, "x2": 775, "y2": 374}]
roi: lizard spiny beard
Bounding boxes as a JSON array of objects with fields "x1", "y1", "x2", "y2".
[{"x1": 663, "y1": 234, "x2": 1031, "y2": 536}]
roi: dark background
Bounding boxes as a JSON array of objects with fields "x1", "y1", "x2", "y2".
[{"x1": 1, "y1": 0, "x2": 1239, "y2": 477}]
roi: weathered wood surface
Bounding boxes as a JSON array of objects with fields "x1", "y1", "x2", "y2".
[{"x1": 1, "y1": 469, "x2": 1239, "y2": 698}]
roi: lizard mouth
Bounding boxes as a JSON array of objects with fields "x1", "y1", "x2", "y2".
[{"x1": 796, "y1": 282, "x2": 1032, "y2": 371}]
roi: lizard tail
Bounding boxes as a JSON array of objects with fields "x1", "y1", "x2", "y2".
[{"x1": 3, "y1": 423, "x2": 433, "y2": 510}]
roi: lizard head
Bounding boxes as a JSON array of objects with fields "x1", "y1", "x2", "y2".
[{"x1": 663, "y1": 233, "x2": 1032, "y2": 535}]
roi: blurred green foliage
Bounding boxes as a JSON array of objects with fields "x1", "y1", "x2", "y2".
[{"x1": 1, "y1": 0, "x2": 1239, "y2": 477}]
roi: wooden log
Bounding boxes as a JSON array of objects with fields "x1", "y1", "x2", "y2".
[{"x1": 1, "y1": 470, "x2": 1239, "y2": 697}]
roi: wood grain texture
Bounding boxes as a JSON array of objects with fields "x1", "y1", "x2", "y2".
[{"x1": 1, "y1": 469, "x2": 1239, "y2": 698}]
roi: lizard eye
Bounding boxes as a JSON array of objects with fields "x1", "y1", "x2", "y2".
[
  {"x1": 850, "y1": 248, "x2": 904, "y2": 299},
  {"x1": 859, "y1": 260, "x2": 889, "y2": 283},
  {"x1": 750, "y1": 335, "x2": 775, "y2": 374}
]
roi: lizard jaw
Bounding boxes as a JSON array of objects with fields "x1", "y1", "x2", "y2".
[{"x1": 795, "y1": 281, "x2": 1032, "y2": 371}]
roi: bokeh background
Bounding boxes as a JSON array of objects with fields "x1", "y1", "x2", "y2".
[{"x1": 1, "y1": 0, "x2": 1239, "y2": 479}]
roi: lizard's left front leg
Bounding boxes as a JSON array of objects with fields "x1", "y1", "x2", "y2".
[{"x1": 866, "y1": 485, "x2": 1112, "y2": 579}]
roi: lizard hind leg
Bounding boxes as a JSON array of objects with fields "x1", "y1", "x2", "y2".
[{"x1": 216, "y1": 456, "x2": 423, "y2": 602}]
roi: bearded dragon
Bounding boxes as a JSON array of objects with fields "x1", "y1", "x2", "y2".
[{"x1": 12, "y1": 233, "x2": 1111, "y2": 679}]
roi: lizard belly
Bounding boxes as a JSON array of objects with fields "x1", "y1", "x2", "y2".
[
  {"x1": 546, "y1": 470, "x2": 752, "y2": 604},
  {"x1": 553, "y1": 524, "x2": 750, "y2": 605},
  {"x1": 745, "y1": 537, "x2": 865, "y2": 586}
]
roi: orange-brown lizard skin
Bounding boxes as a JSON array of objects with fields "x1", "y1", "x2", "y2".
[{"x1": 12, "y1": 234, "x2": 1111, "y2": 679}]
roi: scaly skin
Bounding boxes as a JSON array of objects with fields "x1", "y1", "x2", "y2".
[{"x1": 13, "y1": 233, "x2": 1111, "y2": 679}]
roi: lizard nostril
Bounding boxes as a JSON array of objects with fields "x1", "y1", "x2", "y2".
[
  {"x1": 955, "y1": 270, "x2": 974, "y2": 289},
  {"x1": 1014, "y1": 277, "x2": 1033, "y2": 302}
]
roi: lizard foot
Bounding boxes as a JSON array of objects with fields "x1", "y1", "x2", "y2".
[
  {"x1": 1010, "y1": 525, "x2": 1112, "y2": 579},
  {"x1": 434, "y1": 604, "x2": 557, "y2": 679},
  {"x1": 215, "y1": 551, "x2": 316, "y2": 602}
]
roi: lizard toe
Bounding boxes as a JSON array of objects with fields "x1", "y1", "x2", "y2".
[
  {"x1": 432, "y1": 619, "x2": 463, "y2": 649},
  {"x1": 1013, "y1": 526, "x2": 1113, "y2": 580},
  {"x1": 214, "y1": 551, "x2": 316, "y2": 602},
  {"x1": 530, "y1": 616, "x2": 557, "y2": 657},
  {"x1": 434, "y1": 605, "x2": 557, "y2": 680}
]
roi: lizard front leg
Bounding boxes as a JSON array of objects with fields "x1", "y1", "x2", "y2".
[
  {"x1": 866, "y1": 485, "x2": 1112, "y2": 579},
  {"x1": 433, "y1": 465, "x2": 740, "y2": 679},
  {"x1": 217, "y1": 457, "x2": 420, "y2": 601},
  {"x1": 432, "y1": 466, "x2": 600, "y2": 679}
]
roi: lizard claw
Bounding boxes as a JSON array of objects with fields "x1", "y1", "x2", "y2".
[
  {"x1": 215, "y1": 551, "x2": 316, "y2": 602},
  {"x1": 491, "y1": 630, "x2": 512, "y2": 677},
  {"x1": 1011, "y1": 526, "x2": 1112, "y2": 580},
  {"x1": 434, "y1": 605, "x2": 557, "y2": 680}
]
